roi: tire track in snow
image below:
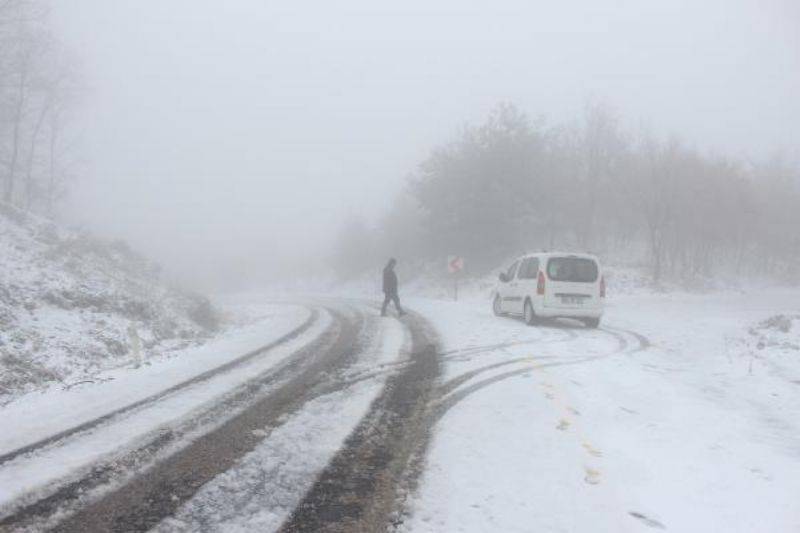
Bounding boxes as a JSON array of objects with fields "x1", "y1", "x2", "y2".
[
  {"x1": 0, "y1": 307, "x2": 319, "y2": 468},
  {"x1": 0, "y1": 305, "x2": 358, "y2": 532},
  {"x1": 602, "y1": 325, "x2": 652, "y2": 354},
  {"x1": 280, "y1": 311, "x2": 440, "y2": 533},
  {"x1": 35, "y1": 305, "x2": 367, "y2": 533},
  {"x1": 439, "y1": 329, "x2": 576, "y2": 362},
  {"x1": 275, "y1": 312, "x2": 639, "y2": 531},
  {"x1": 431, "y1": 322, "x2": 652, "y2": 422},
  {"x1": 432, "y1": 355, "x2": 603, "y2": 424}
]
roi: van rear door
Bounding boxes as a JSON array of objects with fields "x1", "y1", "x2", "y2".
[{"x1": 543, "y1": 256, "x2": 600, "y2": 309}]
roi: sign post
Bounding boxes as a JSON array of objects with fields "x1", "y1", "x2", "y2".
[{"x1": 447, "y1": 255, "x2": 464, "y2": 301}]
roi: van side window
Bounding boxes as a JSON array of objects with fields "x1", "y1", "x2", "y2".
[
  {"x1": 506, "y1": 261, "x2": 519, "y2": 280},
  {"x1": 519, "y1": 258, "x2": 540, "y2": 279},
  {"x1": 518, "y1": 259, "x2": 530, "y2": 279}
]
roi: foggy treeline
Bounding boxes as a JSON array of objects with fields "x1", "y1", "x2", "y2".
[
  {"x1": 0, "y1": 0, "x2": 79, "y2": 215},
  {"x1": 3, "y1": 0, "x2": 797, "y2": 289},
  {"x1": 336, "y1": 103, "x2": 800, "y2": 284}
]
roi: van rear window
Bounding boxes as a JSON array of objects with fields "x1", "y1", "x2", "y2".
[{"x1": 546, "y1": 257, "x2": 598, "y2": 283}]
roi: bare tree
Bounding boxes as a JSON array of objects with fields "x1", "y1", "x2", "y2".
[
  {"x1": 387, "y1": 102, "x2": 800, "y2": 284},
  {"x1": 0, "y1": 0, "x2": 80, "y2": 214}
]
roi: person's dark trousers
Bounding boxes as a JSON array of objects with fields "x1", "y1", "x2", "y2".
[{"x1": 381, "y1": 292, "x2": 405, "y2": 316}]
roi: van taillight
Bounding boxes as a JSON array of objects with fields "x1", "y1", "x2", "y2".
[
  {"x1": 600, "y1": 276, "x2": 606, "y2": 298},
  {"x1": 537, "y1": 271, "x2": 545, "y2": 295}
]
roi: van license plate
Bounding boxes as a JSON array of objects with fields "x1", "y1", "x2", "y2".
[{"x1": 561, "y1": 296, "x2": 583, "y2": 305}]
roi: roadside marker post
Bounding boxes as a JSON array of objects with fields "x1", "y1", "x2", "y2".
[{"x1": 447, "y1": 255, "x2": 464, "y2": 301}]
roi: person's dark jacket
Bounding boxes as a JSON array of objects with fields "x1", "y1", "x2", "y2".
[{"x1": 383, "y1": 265, "x2": 398, "y2": 295}]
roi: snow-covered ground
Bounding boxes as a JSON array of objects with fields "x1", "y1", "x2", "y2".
[
  {"x1": 156, "y1": 308, "x2": 408, "y2": 532},
  {"x1": 0, "y1": 300, "x2": 316, "y2": 513},
  {"x1": 402, "y1": 289, "x2": 800, "y2": 533},
  {"x1": 4, "y1": 259, "x2": 799, "y2": 532}
]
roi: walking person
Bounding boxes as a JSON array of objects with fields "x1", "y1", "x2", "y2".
[{"x1": 381, "y1": 258, "x2": 406, "y2": 317}]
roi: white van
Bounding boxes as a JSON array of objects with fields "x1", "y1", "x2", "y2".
[{"x1": 493, "y1": 252, "x2": 605, "y2": 328}]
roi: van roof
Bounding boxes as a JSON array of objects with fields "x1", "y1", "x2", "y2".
[{"x1": 516, "y1": 251, "x2": 599, "y2": 262}]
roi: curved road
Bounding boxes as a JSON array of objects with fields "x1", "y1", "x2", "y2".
[
  {"x1": 0, "y1": 299, "x2": 652, "y2": 533},
  {"x1": 0, "y1": 301, "x2": 441, "y2": 533}
]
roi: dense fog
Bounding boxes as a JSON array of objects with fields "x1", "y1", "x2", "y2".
[
  {"x1": 3, "y1": 5, "x2": 800, "y2": 529},
  {"x1": 2, "y1": 0, "x2": 799, "y2": 288}
]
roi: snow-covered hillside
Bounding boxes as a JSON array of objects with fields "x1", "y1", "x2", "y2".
[{"x1": 0, "y1": 203, "x2": 218, "y2": 402}]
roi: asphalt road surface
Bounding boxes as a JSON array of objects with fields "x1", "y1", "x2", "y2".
[{"x1": 0, "y1": 301, "x2": 441, "y2": 533}]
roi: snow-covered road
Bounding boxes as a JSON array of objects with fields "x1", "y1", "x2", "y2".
[
  {"x1": 402, "y1": 290, "x2": 800, "y2": 533},
  {"x1": 0, "y1": 303, "x2": 314, "y2": 460},
  {"x1": 0, "y1": 301, "x2": 326, "y2": 528},
  {"x1": 0, "y1": 298, "x2": 421, "y2": 532},
  {"x1": 2, "y1": 290, "x2": 798, "y2": 532}
]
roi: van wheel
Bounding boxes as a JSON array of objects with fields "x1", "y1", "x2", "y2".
[
  {"x1": 583, "y1": 317, "x2": 601, "y2": 328},
  {"x1": 493, "y1": 295, "x2": 504, "y2": 316},
  {"x1": 524, "y1": 300, "x2": 537, "y2": 326}
]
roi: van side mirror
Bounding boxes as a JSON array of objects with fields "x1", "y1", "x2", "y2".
[{"x1": 498, "y1": 272, "x2": 509, "y2": 283}]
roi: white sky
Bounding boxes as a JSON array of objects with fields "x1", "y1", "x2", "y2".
[{"x1": 51, "y1": 0, "x2": 800, "y2": 287}]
